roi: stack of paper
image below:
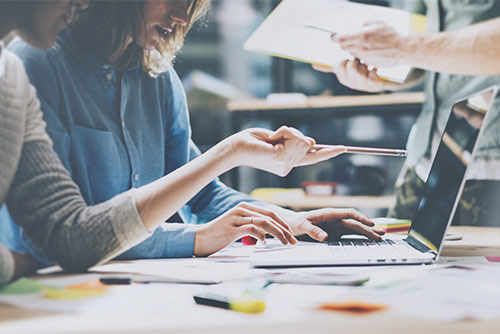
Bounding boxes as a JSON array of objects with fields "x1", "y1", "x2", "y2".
[
  {"x1": 373, "y1": 217, "x2": 411, "y2": 233},
  {"x1": 245, "y1": 0, "x2": 426, "y2": 83}
]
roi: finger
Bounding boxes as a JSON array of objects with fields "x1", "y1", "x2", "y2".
[
  {"x1": 332, "y1": 59, "x2": 349, "y2": 76},
  {"x1": 302, "y1": 223, "x2": 329, "y2": 242},
  {"x1": 347, "y1": 58, "x2": 360, "y2": 74},
  {"x1": 236, "y1": 215, "x2": 288, "y2": 243},
  {"x1": 331, "y1": 31, "x2": 362, "y2": 44},
  {"x1": 238, "y1": 224, "x2": 266, "y2": 242},
  {"x1": 368, "y1": 68, "x2": 381, "y2": 82},
  {"x1": 236, "y1": 203, "x2": 293, "y2": 233},
  {"x1": 305, "y1": 136, "x2": 316, "y2": 146},
  {"x1": 267, "y1": 126, "x2": 291, "y2": 142},
  {"x1": 268, "y1": 126, "x2": 309, "y2": 145},
  {"x1": 336, "y1": 208, "x2": 375, "y2": 227},
  {"x1": 341, "y1": 219, "x2": 382, "y2": 241},
  {"x1": 312, "y1": 64, "x2": 334, "y2": 73},
  {"x1": 301, "y1": 146, "x2": 346, "y2": 165},
  {"x1": 233, "y1": 204, "x2": 297, "y2": 244},
  {"x1": 251, "y1": 217, "x2": 290, "y2": 245},
  {"x1": 354, "y1": 60, "x2": 370, "y2": 78},
  {"x1": 309, "y1": 208, "x2": 375, "y2": 227}
]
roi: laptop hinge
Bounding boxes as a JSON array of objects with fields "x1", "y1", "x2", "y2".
[{"x1": 404, "y1": 236, "x2": 435, "y2": 255}]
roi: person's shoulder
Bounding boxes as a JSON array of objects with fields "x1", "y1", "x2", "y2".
[
  {"x1": 0, "y1": 47, "x2": 34, "y2": 91},
  {"x1": 155, "y1": 63, "x2": 177, "y2": 82},
  {"x1": 156, "y1": 64, "x2": 184, "y2": 92},
  {"x1": 8, "y1": 37, "x2": 51, "y2": 66}
]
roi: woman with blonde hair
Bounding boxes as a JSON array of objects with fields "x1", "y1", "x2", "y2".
[{"x1": 0, "y1": 0, "x2": 384, "y2": 274}]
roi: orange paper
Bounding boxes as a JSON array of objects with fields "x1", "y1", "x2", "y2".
[{"x1": 318, "y1": 301, "x2": 389, "y2": 314}]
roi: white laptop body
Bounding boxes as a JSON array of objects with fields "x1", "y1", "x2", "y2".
[{"x1": 251, "y1": 87, "x2": 497, "y2": 268}]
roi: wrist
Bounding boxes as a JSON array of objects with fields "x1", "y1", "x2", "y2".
[
  {"x1": 209, "y1": 137, "x2": 240, "y2": 172},
  {"x1": 403, "y1": 32, "x2": 422, "y2": 66},
  {"x1": 193, "y1": 225, "x2": 213, "y2": 257},
  {"x1": 193, "y1": 227, "x2": 204, "y2": 257}
]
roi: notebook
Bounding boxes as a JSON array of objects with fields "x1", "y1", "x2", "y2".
[
  {"x1": 244, "y1": 0, "x2": 426, "y2": 83},
  {"x1": 250, "y1": 87, "x2": 497, "y2": 267}
]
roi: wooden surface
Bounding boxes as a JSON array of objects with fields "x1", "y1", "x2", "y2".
[
  {"x1": 441, "y1": 226, "x2": 500, "y2": 257},
  {"x1": 252, "y1": 193, "x2": 396, "y2": 210},
  {"x1": 0, "y1": 226, "x2": 499, "y2": 333},
  {"x1": 227, "y1": 92, "x2": 425, "y2": 111}
]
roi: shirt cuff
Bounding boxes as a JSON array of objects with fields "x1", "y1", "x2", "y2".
[
  {"x1": 114, "y1": 223, "x2": 197, "y2": 260},
  {"x1": 108, "y1": 189, "x2": 152, "y2": 251},
  {"x1": 162, "y1": 223, "x2": 197, "y2": 258}
]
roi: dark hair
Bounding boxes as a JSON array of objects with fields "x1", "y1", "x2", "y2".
[{"x1": 71, "y1": 0, "x2": 211, "y2": 76}]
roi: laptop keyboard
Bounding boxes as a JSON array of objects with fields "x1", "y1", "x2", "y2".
[{"x1": 327, "y1": 239, "x2": 421, "y2": 261}]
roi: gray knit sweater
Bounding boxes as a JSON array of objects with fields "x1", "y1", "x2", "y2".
[{"x1": 0, "y1": 44, "x2": 151, "y2": 285}]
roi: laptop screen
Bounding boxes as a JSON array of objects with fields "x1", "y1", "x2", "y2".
[{"x1": 407, "y1": 88, "x2": 496, "y2": 253}]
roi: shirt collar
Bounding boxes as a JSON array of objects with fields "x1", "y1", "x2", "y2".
[{"x1": 57, "y1": 29, "x2": 140, "y2": 75}]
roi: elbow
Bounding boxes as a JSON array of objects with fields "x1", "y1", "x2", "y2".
[{"x1": 55, "y1": 255, "x2": 101, "y2": 273}]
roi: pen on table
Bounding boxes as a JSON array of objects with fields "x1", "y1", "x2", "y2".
[
  {"x1": 100, "y1": 277, "x2": 133, "y2": 285},
  {"x1": 311, "y1": 144, "x2": 407, "y2": 157},
  {"x1": 99, "y1": 276, "x2": 170, "y2": 285},
  {"x1": 193, "y1": 292, "x2": 266, "y2": 314},
  {"x1": 304, "y1": 24, "x2": 337, "y2": 35}
]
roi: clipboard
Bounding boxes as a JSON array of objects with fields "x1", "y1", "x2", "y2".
[{"x1": 244, "y1": 0, "x2": 426, "y2": 83}]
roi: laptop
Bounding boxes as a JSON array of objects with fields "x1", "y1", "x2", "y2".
[{"x1": 250, "y1": 87, "x2": 498, "y2": 267}]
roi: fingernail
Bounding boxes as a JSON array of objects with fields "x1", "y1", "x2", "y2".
[{"x1": 319, "y1": 231, "x2": 328, "y2": 240}]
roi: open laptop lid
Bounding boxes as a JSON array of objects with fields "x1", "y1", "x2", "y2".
[{"x1": 405, "y1": 86, "x2": 498, "y2": 258}]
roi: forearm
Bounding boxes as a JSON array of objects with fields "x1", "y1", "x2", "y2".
[
  {"x1": 7, "y1": 141, "x2": 150, "y2": 271},
  {"x1": 136, "y1": 138, "x2": 236, "y2": 232},
  {"x1": 407, "y1": 18, "x2": 500, "y2": 75}
]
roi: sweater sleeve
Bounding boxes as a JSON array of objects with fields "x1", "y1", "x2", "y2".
[{"x1": 6, "y1": 140, "x2": 151, "y2": 272}]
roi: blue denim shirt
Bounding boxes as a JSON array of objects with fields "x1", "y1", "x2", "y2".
[{"x1": 0, "y1": 30, "x2": 258, "y2": 266}]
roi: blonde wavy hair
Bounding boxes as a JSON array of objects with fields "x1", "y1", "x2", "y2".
[{"x1": 71, "y1": 0, "x2": 211, "y2": 77}]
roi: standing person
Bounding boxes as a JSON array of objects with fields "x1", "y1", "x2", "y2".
[
  {"x1": 314, "y1": 0, "x2": 500, "y2": 224},
  {"x1": 0, "y1": 0, "x2": 384, "y2": 282}
]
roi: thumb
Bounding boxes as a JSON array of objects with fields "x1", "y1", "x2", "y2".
[{"x1": 312, "y1": 64, "x2": 335, "y2": 73}]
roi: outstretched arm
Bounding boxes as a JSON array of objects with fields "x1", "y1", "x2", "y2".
[
  {"x1": 9, "y1": 123, "x2": 343, "y2": 272},
  {"x1": 333, "y1": 19, "x2": 500, "y2": 75}
]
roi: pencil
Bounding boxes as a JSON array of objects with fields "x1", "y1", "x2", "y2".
[
  {"x1": 304, "y1": 24, "x2": 337, "y2": 35},
  {"x1": 311, "y1": 144, "x2": 407, "y2": 157}
]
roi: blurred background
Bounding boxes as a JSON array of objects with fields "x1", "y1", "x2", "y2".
[{"x1": 175, "y1": 0, "x2": 423, "y2": 217}]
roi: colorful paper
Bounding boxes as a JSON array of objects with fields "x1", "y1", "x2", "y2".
[
  {"x1": 0, "y1": 278, "x2": 42, "y2": 295},
  {"x1": 318, "y1": 300, "x2": 389, "y2": 314}
]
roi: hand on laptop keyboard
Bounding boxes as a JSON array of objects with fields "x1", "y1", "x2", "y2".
[{"x1": 279, "y1": 208, "x2": 385, "y2": 242}]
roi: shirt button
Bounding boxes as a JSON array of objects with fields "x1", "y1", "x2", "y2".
[
  {"x1": 134, "y1": 173, "x2": 140, "y2": 181},
  {"x1": 105, "y1": 72, "x2": 113, "y2": 81},
  {"x1": 121, "y1": 121, "x2": 125, "y2": 129}
]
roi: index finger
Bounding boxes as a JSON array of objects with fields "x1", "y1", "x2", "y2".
[
  {"x1": 311, "y1": 208, "x2": 375, "y2": 227},
  {"x1": 236, "y1": 202, "x2": 294, "y2": 233},
  {"x1": 341, "y1": 219, "x2": 385, "y2": 241},
  {"x1": 301, "y1": 145, "x2": 346, "y2": 165}
]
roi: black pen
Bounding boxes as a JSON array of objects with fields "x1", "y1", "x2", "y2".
[
  {"x1": 193, "y1": 292, "x2": 266, "y2": 314},
  {"x1": 100, "y1": 277, "x2": 133, "y2": 285}
]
